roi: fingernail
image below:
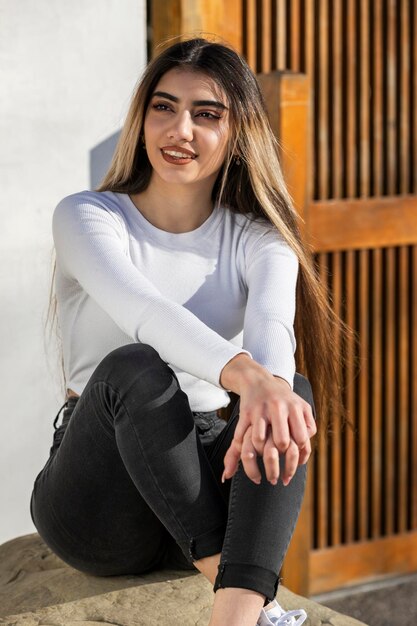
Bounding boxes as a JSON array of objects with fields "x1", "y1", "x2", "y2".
[
  {"x1": 221, "y1": 471, "x2": 226, "y2": 483},
  {"x1": 270, "y1": 479, "x2": 278, "y2": 486}
]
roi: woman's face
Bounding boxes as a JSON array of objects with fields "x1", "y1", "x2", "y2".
[{"x1": 143, "y1": 68, "x2": 231, "y2": 190}]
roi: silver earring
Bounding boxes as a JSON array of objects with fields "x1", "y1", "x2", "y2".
[
  {"x1": 234, "y1": 155, "x2": 241, "y2": 165},
  {"x1": 140, "y1": 134, "x2": 146, "y2": 150}
]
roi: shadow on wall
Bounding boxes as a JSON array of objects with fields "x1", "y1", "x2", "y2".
[{"x1": 90, "y1": 132, "x2": 120, "y2": 190}]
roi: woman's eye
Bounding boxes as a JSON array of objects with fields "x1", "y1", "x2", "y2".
[
  {"x1": 152, "y1": 103, "x2": 172, "y2": 111},
  {"x1": 196, "y1": 111, "x2": 221, "y2": 120}
]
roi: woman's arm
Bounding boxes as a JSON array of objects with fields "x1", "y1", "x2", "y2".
[
  {"x1": 220, "y1": 227, "x2": 316, "y2": 485},
  {"x1": 53, "y1": 193, "x2": 250, "y2": 387}
]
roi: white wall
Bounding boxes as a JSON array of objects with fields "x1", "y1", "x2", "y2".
[{"x1": 0, "y1": 0, "x2": 147, "y2": 544}]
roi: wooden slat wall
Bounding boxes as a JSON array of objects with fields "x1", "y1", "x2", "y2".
[
  {"x1": 150, "y1": 0, "x2": 417, "y2": 592},
  {"x1": 312, "y1": 246, "x2": 417, "y2": 551},
  {"x1": 240, "y1": 0, "x2": 417, "y2": 200}
]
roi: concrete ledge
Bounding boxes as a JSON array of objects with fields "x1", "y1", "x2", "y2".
[{"x1": 0, "y1": 534, "x2": 368, "y2": 625}]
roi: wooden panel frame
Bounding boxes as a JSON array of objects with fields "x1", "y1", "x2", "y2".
[
  {"x1": 309, "y1": 196, "x2": 417, "y2": 252},
  {"x1": 310, "y1": 531, "x2": 417, "y2": 594}
]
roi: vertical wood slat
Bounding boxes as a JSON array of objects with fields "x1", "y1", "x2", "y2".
[
  {"x1": 372, "y1": 0, "x2": 384, "y2": 196},
  {"x1": 289, "y1": 0, "x2": 301, "y2": 71},
  {"x1": 330, "y1": 252, "x2": 342, "y2": 546},
  {"x1": 359, "y1": 0, "x2": 370, "y2": 197},
  {"x1": 346, "y1": 0, "x2": 357, "y2": 198},
  {"x1": 304, "y1": 0, "x2": 314, "y2": 81},
  {"x1": 331, "y1": 0, "x2": 343, "y2": 199},
  {"x1": 344, "y1": 250, "x2": 356, "y2": 543},
  {"x1": 318, "y1": 0, "x2": 329, "y2": 199},
  {"x1": 261, "y1": 0, "x2": 272, "y2": 72},
  {"x1": 386, "y1": 0, "x2": 397, "y2": 194},
  {"x1": 358, "y1": 250, "x2": 370, "y2": 540},
  {"x1": 412, "y1": 246, "x2": 417, "y2": 528},
  {"x1": 384, "y1": 248, "x2": 396, "y2": 536},
  {"x1": 398, "y1": 247, "x2": 409, "y2": 532},
  {"x1": 276, "y1": 0, "x2": 286, "y2": 71},
  {"x1": 245, "y1": 0, "x2": 257, "y2": 71},
  {"x1": 371, "y1": 249, "x2": 383, "y2": 538},
  {"x1": 400, "y1": 0, "x2": 410, "y2": 193},
  {"x1": 316, "y1": 253, "x2": 329, "y2": 548},
  {"x1": 413, "y1": 0, "x2": 417, "y2": 193}
]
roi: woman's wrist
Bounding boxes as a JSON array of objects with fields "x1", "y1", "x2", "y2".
[{"x1": 220, "y1": 353, "x2": 272, "y2": 394}]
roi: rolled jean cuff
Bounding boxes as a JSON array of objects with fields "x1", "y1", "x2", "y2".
[
  {"x1": 178, "y1": 523, "x2": 226, "y2": 563},
  {"x1": 213, "y1": 562, "x2": 279, "y2": 603}
]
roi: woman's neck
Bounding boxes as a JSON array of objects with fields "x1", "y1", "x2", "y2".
[{"x1": 130, "y1": 178, "x2": 215, "y2": 234}]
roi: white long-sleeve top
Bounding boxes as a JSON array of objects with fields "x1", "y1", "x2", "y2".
[{"x1": 53, "y1": 190, "x2": 298, "y2": 411}]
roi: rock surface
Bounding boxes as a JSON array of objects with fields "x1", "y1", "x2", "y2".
[{"x1": 0, "y1": 534, "x2": 368, "y2": 625}]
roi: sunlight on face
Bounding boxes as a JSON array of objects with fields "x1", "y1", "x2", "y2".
[{"x1": 144, "y1": 68, "x2": 231, "y2": 190}]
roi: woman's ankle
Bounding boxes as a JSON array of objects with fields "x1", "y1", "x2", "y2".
[
  {"x1": 209, "y1": 587, "x2": 265, "y2": 626},
  {"x1": 193, "y1": 552, "x2": 221, "y2": 585}
]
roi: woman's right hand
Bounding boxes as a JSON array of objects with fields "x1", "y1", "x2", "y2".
[{"x1": 220, "y1": 354, "x2": 316, "y2": 486}]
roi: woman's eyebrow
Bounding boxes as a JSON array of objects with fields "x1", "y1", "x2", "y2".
[{"x1": 152, "y1": 91, "x2": 228, "y2": 110}]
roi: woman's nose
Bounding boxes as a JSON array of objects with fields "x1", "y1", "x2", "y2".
[{"x1": 167, "y1": 111, "x2": 193, "y2": 142}]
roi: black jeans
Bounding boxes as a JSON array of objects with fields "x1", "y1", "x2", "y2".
[{"x1": 30, "y1": 343, "x2": 314, "y2": 602}]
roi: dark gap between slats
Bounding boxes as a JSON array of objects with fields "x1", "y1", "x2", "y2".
[
  {"x1": 369, "y1": 0, "x2": 375, "y2": 197},
  {"x1": 367, "y1": 248, "x2": 374, "y2": 539},
  {"x1": 340, "y1": 251, "x2": 348, "y2": 544},
  {"x1": 382, "y1": 0, "x2": 389, "y2": 196},
  {"x1": 299, "y1": 0, "x2": 306, "y2": 73},
  {"x1": 256, "y1": 0, "x2": 263, "y2": 73},
  {"x1": 394, "y1": 247, "x2": 401, "y2": 535},
  {"x1": 328, "y1": 0, "x2": 335, "y2": 199},
  {"x1": 395, "y1": 1, "x2": 402, "y2": 195},
  {"x1": 313, "y1": 0, "x2": 320, "y2": 200},
  {"x1": 406, "y1": 0, "x2": 417, "y2": 193},
  {"x1": 270, "y1": 0, "x2": 277, "y2": 71},
  {"x1": 341, "y1": 0, "x2": 348, "y2": 199},
  {"x1": 242, "y1": 0, "x2": 248, "y2": 61},
  {"x1": 286, "y1": 0, "x2": 292, "y2": 69},
  {"x1": 354, "y1": 0, "x2": 361, "y2": 199},
  {"x1": 354, "y1": 250, "x2": 361, "y2": 541}
]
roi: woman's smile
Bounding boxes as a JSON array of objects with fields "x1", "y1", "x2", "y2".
[{"x1": 160, "y1": 145, "x2": 198, "y2": 164}]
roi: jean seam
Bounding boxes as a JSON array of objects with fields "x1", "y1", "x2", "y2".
[{"x1": 220, "y1": 459, "x2": 241, "y2": 563}]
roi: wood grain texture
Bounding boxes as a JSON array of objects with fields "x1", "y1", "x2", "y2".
[
  {"x1": 384, "y1": 247, "x2": 396, "y2": 536},
  {"x1": 308, "y1": 196, "x2": 417, "y2": 252},
  {"x1": 372, "y1": 0, "x2": 384, "y2": 196},
  {"x1": 359, "y1": 0, "x2": 370, "y2": 197},
  {"x1": 386, "y1": 0, "x2": 397, "y2": 195},
  {"x1": 344, "y1": 250, "x2": 357, "y2": 544},
  {"x1": 412, "y1": 246, "x2": 417, "y2": 528},
  {"x1": 358, "y1": 250, "x2": 370, "y2": 540},
  {"x1": 371, "y1": 248, "x2": 383, "y2": 539},
  {"x1": 345, "y1": 0, "x2": 357, "y2": 198},
  {"x1": 318, "y1": 0, "x2": 329, "y2": 199},
  {"x1": 310, "y1": 530, "x2": 417, "y2": 594}
]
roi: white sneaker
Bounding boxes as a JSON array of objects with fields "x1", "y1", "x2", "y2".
[{"x1": 257, "y1": 599, "x2": 307, "y2": 625}]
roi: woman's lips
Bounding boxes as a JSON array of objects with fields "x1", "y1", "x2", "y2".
[{"x1": 160, "y1": 147, "x2": 197, "y2": 164}]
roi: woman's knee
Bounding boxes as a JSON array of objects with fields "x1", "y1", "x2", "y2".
[{"x1": 93, "y1": 343, "x2": 175, "y2": 392}]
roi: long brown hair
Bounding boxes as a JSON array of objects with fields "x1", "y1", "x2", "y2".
[{"x1": 51, "y1": 37, "x2": 351, "y2": 429}]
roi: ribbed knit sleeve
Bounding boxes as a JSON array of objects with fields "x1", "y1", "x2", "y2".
[
  {"x1": 52, "y1": 194, "x2": 251, "y2": 388},
  {"x1": 242, "y1": 225, "x2": 298, "y2": 388}
]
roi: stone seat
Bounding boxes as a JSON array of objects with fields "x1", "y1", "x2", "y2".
[{"x1": 0, "y1": 534, "x2": 368, "y2": 625}]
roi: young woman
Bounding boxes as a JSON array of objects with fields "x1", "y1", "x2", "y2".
[{"x1": 31, "y1": 38, "x2": 340, "y2": 626}]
